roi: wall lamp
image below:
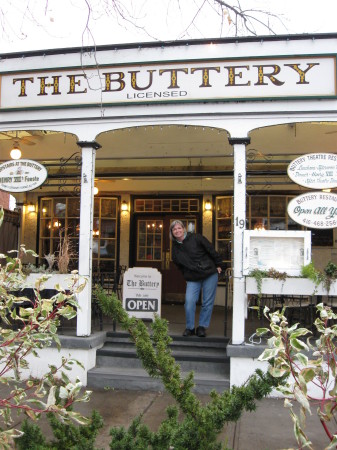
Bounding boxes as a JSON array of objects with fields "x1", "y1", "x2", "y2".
[
  {"x1": 204, "y1": 200, "x2": 212, "y2": 211},
  {"x1": 26, "y1": 202, "x2": 36, "y2": 213},
  {"x1": 121, "y1": 200, "x2": 129, "y2": 212}
]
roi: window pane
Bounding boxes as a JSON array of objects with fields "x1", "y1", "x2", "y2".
[
  {"x1": 54, "y1": 199, "x2": 66, "y2": 217},
  {"x1": 41, "y1": 220, "x2": 51, "y2": 237},
  {"x1": 251, "y1": 196, "x2": 268, "y2": 216},
  {"x1": 311, "y1": 229, "x2": 333, "y2": 246},
  {"x1": 288, "y1": 218, "x2": 302, "y2": 230},
  {"x1": 67, "y1": 198, "x2": 80, "y2": 217},
  {"x1": 270, "y1": 196, "x2": 286, "y2": 217},
  {"x1": 217, "y1": 241, "x2": 231, "y2": 260},
  {"x1": 251, "y1": 218, "x2": 267, "y2": 231},
  {"x1": 270, "y1": 219, "x2": 285, "y2": 230},
  {"x1": 101, "y1": 199, "x2": 117, "y2": 217},
  {"x1": 217, "y1": 197, "x2": 232, "y2": 218},
  {"x1": 68, "y1": 219, "x2": 80, "y2": 237},
  {"x1": 94, "y1": 198, "x2": 100, "y2": 217},
  {"x1": 217, "y1": 219, "x2": 231, "y2": 239},
  {"x1": 101, "y1": 219, "x2": 116, "y2": 238},
  {"x1": 41, "y1": 199, "x2": 52, "y2": 217}
]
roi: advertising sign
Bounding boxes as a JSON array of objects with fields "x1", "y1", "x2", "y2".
[
  {"x1": 0, "y1": 159, "x2": 48, "y2": 192},
  {"x1": 287, "y1": 153, "x2": 337, "y2": 189},
  {"x1": 287, "y1": 192, "x2": 337, "y2": 229},
  {"x1": 123, "y1": 267, "x2": 161, "y2": 320},
  {"x1": 0, "y1": 55, "x2": 335, "y2": 109}
]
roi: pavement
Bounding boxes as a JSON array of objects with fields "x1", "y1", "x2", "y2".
[{"x1": 8, "y1": 386, "x2": 329, "y2": 449}]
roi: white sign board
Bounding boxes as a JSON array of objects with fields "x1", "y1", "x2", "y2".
[
  {"x1": 0, "y1": 56, "x2": 335, "y2": 109},
  {"x1": 243, "y1": 230, "x2": 311, "y2": 276},
  {"x1": 288, "y1": 192, "x2": 337, "y2": 229},
  {"x1": 123, "y1": 267, "x2": 161, "y2": 320},
  {"x1": 0, "y1": 159, "x2": 48, "y2": 192},
  {"x1": 287, "y1": 153, "x2": 337, "y2": 189}
]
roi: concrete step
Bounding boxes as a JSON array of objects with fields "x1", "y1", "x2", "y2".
[
  {"x1": 105, "y1": 331, "x2": 229, "y2": 349},
  {"x1": 88, "y1": 331, "x2": 230, "y2": 393},
  {"x1": 87, "y1": 366, "x2": 230, "y2": 394}
]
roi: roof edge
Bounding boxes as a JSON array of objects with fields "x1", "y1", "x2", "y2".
[{"x1": 1, "y1": 32, "x2": 337, "y2": 59}]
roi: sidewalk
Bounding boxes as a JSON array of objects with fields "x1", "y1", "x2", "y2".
[{"x1": 33, "y1": 387, "x2": 328, "y2": 449}]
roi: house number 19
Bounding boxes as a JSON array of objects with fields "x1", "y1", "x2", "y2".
[{"x1": 235, "y1": 217, "x2": 245, "y2": 228}]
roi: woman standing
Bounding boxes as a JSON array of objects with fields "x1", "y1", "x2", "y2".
[{"x1": 169, "y1": 220, "x2": 223, "y2": 337}]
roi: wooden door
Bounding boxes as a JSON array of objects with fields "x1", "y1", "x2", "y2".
[{"x1": 133, "y1": 215, "x2": 198, "y2": 302}]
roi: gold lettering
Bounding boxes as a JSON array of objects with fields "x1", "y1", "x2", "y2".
[
  {"x1": 129, "y1": 70, "x2": 156, "y2": 90},
  {"x1": 159, "y1": 68, "x2": 188, "y2": 89},
  {"x1": 225, "y1": 66, "x2": 250, "y2": 86},
  {"x1": 37, "y1": 76, "x2": 62, "y2": 95},
  {"x1": 191, "y1": 67, "x2": 220, "y2": 87},
  {"x1": 284, "y1": 63, "x2": 319, "y2": 84},
  {"x1": 253, "y1": 64, "x2": 284, "y2": 86},
  {"x1": 102, "y1": 72, "x2": 125, "y2": 92},
  {"x1": 12, "y1": 77, "x2": 34, "y2": 97},
  {"x1": 67, "y1": 74, "x2": 87, "y2": 94}
]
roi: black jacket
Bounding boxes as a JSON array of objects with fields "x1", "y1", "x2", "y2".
[{"x1": 172, "y1": 233, "x2": 223, "y2": 281}]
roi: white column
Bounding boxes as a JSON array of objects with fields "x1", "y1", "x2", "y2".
[
  {"x1": 229, "y1": 137, "x2": 250, "y2": 344},
  {"x1": 76, "y1": 141, "x2": 101, "y2": 336}
]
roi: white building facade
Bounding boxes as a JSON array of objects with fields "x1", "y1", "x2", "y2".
[{"x1": 1, "y1": 33, "x2": 337, "y2": 387}]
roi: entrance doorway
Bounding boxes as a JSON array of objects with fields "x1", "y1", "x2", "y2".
[{"x1": 132, "y1": 204, "x2": 201, "y2": 302}]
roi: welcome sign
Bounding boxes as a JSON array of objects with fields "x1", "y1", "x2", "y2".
[
  {"x1": 123, "y1": 267, "x2": 162, "y2": 320},
  {"x1": 0, "y1": 159, "x2": 48, "y2": 192},
  {"x1": 0, "y1": 55, "x2": 335, "y2": 109}
]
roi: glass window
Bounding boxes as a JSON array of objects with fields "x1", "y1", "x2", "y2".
[
  {"x1": 137, "y1": 220, "x2": 163, "y2": 261},
  {"x1": 215, "y1": 197, "x2": 233, "y2": 271},
  {"x1": 39, "y1": 197, "x2": 118, "y2": 270},
  {"x1": 134, "y1": 198, "x2": 200, "y2": 213}
]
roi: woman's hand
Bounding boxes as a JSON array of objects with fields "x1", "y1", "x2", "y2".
[{"x1": 217, "y1": 267, "x2": 222, "y2": 274}]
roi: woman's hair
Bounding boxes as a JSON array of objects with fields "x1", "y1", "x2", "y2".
[{"x1": 169, "y1": 220, "x2": 186, "y2": 240}]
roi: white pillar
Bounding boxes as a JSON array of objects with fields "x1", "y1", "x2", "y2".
[
  {"x1": 229, "y1": 137, "x2": 250, "y2": 344},
  {"x1": 76, "y1": 141, "x2": 101, "y2": 336}
]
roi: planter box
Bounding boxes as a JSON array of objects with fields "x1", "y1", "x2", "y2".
[
  {"x1": 25, "y1": 273, "x2": 75, "y2": 291},
  {"x1": 245, "y1": 277, "x2": 337, "y2": 296}
]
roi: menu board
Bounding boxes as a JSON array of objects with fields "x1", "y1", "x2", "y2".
[{"x1": 243, "y1": 230, "x2": 311, "y2": 276}]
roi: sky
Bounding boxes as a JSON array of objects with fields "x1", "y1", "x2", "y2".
[{"x1": 0, "y1": 0, "x2": 336, "y2": 53}]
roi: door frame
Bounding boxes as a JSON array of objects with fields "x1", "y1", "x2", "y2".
[{"x1": 129, "y1": 195, "x2": 203, "y2": 301}]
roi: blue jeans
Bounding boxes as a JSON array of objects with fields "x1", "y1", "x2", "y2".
[{"x1": 185, "y1": 272, "x2": 218, "y2": 330}]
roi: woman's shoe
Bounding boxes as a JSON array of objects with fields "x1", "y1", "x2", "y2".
[{"x1": 183, "y1": 328, "x2": 195, "y2": 337}]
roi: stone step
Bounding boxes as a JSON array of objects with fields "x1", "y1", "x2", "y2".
[
  {"x1": 89, "y1": 331, "x2": 230, "y2": 393},
  {"x1": 100, "y1": 340, "x2": 228, "y2": 356},
  {"x1": 96, "y1": 352, "x2": 229, "y2": 374},
  {"x1": 105, "y1": 331, "x2": 229, "y2": 350},
  {"x1": 87, "y1": 366, "x2": 230, "y2": 394}
]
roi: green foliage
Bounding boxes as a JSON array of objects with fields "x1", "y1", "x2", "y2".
[
  {"x1": 248, "y1": 268, "x2": 287, "y2": 316},
  {"x1": 16, "y1": 410, "x2": 104, "y2": 450},
  {"x1": 301, "y1": 261, "x2": 337, "y2": 293},
  {"x1": 95, "y1": 286, "x2": 280, "y2": 450},
  {"x1": 15, "y1": 419, "x2": 47, "y2": 449},
  {"x1": 0, "y1": 211, "x2": 91, "y2": 447},
  {"x1": 257, "y1": 303, "x2": 337, "y2": 449}
]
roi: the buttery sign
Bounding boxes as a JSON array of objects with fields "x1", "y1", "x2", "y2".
[
  {"x1": 123, "y1": 267, "x2": 161, "y2": 320},
  {"x1": 0, "y1": 55, "x2": 335, "y2": 109},
  {"x1": 287, "y1": 153, "x2": 337, "y2": 189},
  {"x1": 0, "y1": 159, "x2": 48, "y2": 192},
  {"x1": 287, "y1": 192, "x2": 337, "y2": 229}
]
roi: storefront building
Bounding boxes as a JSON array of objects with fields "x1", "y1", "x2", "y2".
[{"x1": 1, "y1": 32, "x2": 337, "y2": 387}]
